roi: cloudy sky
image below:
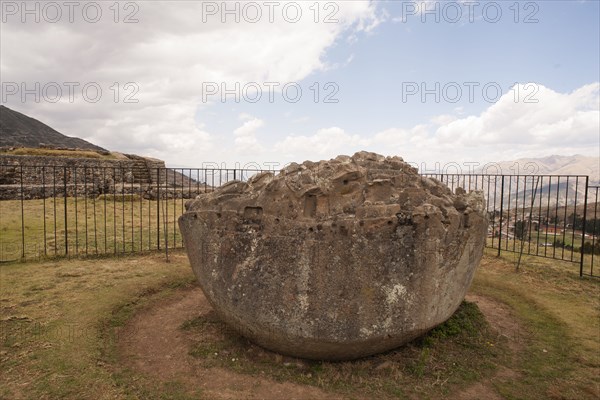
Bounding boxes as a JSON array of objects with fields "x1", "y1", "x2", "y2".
[{"x1": 1, "y1": 0, "x2": 599, "y2": 170}]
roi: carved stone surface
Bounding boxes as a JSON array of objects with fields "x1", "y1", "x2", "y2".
[{"x1": 179, "y1": 152, "x2": 487, "y2": 360}]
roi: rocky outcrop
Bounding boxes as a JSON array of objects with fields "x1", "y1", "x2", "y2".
[{"x1": 179, "y1": 152, "x2": 488, "y2": 360}]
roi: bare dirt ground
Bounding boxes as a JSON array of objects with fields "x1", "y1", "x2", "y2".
[
  {"x1": 118, "y1": 287, "x2": 521, "y2": 399},
  {"x1": 456, "y1": 294, "x2": 523, "y2": 400},
  {"x1": 119, "y1": 286, "x2": 347, "y2": 400}
]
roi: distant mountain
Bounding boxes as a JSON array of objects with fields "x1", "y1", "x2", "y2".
[
  {"x1": 474, "y1": 155, "x2": 599, "y2": 209},
  {"x1": 0, "y1": 105, "x2": 107, "y2": 152},
  {"x1": 479, "y1": 154, "x2": 599, "y2": 183}
]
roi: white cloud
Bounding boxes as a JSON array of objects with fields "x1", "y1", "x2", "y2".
[
  {"x1": 1, "y1": 0, "x2": 381, "y2": 165},
  {"x1": 234, "y1": 117, "x2": 264, "y2": 155},
  {"x1": 94, "y1": 101, "x2": 213, "y2": 163},
  {"x1": 2, "y1": 1, "x2": 597, "y2": 169},
  {"x1": 273, "y1": 127, "x2": 370, "y2": 161},
  {"x1": 234, "y1": 118, "x2": 264, "y2": 137},
  {"x1": 267, "y1": 82, "x2": 599, "y2": 167},
  {"x1": 370, "y1": 83, "x2": 600, "y2": 164},
  {"x1": 434, "y1": 83, "x2": 600, "y2": 148}
]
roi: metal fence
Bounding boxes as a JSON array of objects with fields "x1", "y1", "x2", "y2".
[
  {"x1": 422, "y1": 174, "x2": 599, "y2": 277},
  {"x1": 0, "y1": 165, "x2": 267, "y2": 263},
  {"x1": 1, "y1": 165, "x2": 598, "y2": 277}
]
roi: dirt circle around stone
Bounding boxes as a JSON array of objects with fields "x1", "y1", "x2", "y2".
[{"x1": 117, "y1": 284, "x2": 521, "y2": 400}]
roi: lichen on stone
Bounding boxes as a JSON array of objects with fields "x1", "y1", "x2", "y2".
[{"x1": 179, "y1": 152, "x2": 488, "y2": 360}]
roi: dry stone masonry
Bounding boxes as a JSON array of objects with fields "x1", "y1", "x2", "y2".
[
  {"x1": 0, "y1": 154, "x2": 198, "y2": 200},
  {"x1": 179, "y1": 152, "x2": 488, "y2": 360}
]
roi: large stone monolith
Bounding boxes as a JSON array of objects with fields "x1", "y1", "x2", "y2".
[{"x1": 179, "y1": 152, "x2": 487, "y2": 360}]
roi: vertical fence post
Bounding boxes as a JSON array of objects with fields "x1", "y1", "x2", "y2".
[
  {"x1": 19, "y1": 166, "x2": 25, "y2": 260},
  {"x1": 93, "y1": 168, "x2": 98, "y2": 255},
  {"x1": 131, "y1": 168, "x2": 134, "y2": 253},
  {"x1": 42, "y1": 167, "x2": 47, "y2": 257},
  {"x1": 580, "y1": 176, "x2": 589, "y2": 277},
  {"x1": 164, "y1": 170, "x2": 169, "y2": 262},
  {"x1": 590, "y1": 188, "x2": 599, "y2": 277},
  {"x1": 63, "y1": 167, "x2": 68, "y2": 256},
  {"x1": 103, "y1": 168, "x2": 108, "y2": 253},
  {"x1": 121, "y1": 167, "x2": 125, "y2": 254},
  {"x1": 5, "y1": 166, "x2": 597, "y2": 274},
  {"x1": 172, "y1": 168, "x2": 176, "y2": 249},
  {"x1": 74, "y1": 167, "x2": 78, "y2": 255},
  {"x1": 156, "y1": 168, "x2": 161, "y2": 250},
  {"x1": 53, "y1": 167, "x2": 57, "y2": 255},
  {"x1": 497, "y1": 175, "x2": 505, "y2": 257}
]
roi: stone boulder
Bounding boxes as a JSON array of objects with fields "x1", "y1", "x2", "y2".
[{"x1": 178, "y1": 152, "x2": 487, "y2": 360}]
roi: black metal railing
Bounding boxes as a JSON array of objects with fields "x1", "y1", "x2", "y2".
[
  {"x1": 0, "y1": 165, "x2": 267, "y2": 263},
  {"x1": 422, "y1": 174, "x2": 599, "y2": 277},
  {"x1": 584, "y1": 185, "x2": 600, "y2": 277},
  {"x1": 1, "y1": 165, "x2": 598, "y2": 277}
]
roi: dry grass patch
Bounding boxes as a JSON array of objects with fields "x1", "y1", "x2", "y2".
[
  {"x1": 0, "y1": 251, "x2": 195, "y2": 399},
  {"x1": 1, "y1": 147, "x2": 115, "y2": 159},
  {"x1": 471, "y1": 249, "x2": 600, "y2": 399},
  {"x1": 0, "y1": 249, "x2": 598, "y2": 399},
  {"x1": 0, "y1": 197, "x2": 185, "y2": 262},
  {"x1": 180, "y1": 301, "x2": 502, "y2": 399}
]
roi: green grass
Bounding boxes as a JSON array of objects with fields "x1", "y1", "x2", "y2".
[
  {"x1": 0, "y1": 197, "x2": 186, "y2": 262},
  {"x1": 486, "y1": 237, "x2": 600, "y2": 275},
  {"x1": 181, "y1": 300, "x2": 499, "y2": 399},
  {"x1": 0, "y1": 250, "x2": 598, "y2": 399},
  {"x1": 4, "y1": 198, "x2": 598, "y2": 277},
  {"x1": 96, "y1": 194, "x2": 142, "y2": 202},
  {"x1": 473, "y1": 249, "x2": 600, "y2": 399},
  {"x1": 0, "y1": 252, "x2": 197, "y2": 400}
]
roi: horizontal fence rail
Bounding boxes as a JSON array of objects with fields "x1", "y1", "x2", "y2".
[
  {"x1": 422, "y1": 174, "x2": 599, "y2": 277},
  {"x1": 0, "y1": 165, "x2": 268, "y2": 263},
  {"x1": 1, "y1": 165, "x2": 598, "y2": 277}
]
